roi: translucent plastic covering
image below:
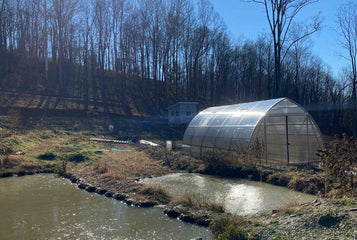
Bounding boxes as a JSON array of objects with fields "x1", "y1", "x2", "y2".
[{"x1": 183, "y1": 98, "x2": 324, "y2": 164}]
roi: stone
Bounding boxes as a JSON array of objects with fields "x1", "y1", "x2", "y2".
[
  {"x1": 125, "y1": 199, "x2": 134, "y2": 205},
  {"x1": 104, "y1": 191, "x2": 114, "y2": 198},
  {"x1": 179, "y1": 214, "x2": 196, "y2": 223},
  {"x1": 95, "y1": 188, "x2": 107, "y2": 195},
  {"x1": 78, "y1": 183, "x2": 87, "y2": 189},
  {"x1": 85, "y1": 185, "x2": 96, "y2": 192},
  {"x1": 69, "y1": 176, "x2": 78, "y2": 183},
  {"x1": 196, "y1": 218, "x2": 211, "y2": 227},
  {"x1": 164, "y1": 208, "x2": 181, "y2": 218},
  {"x1": 136, "y1": 201, "x2": 156, "y2": 208},
  {"x1": 114, "y1": 193, "x2": 126, "y2": 201}
]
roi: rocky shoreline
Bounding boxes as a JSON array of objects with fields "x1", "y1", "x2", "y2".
[
  {"x1": 60, "y1": 172, "x2": 213, "y2": 227},
  {"x1": 1, "y1": 169, "x2": 356, "y2": 239}
]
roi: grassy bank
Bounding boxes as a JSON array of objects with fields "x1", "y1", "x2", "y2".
[{"x1": 0, "y1": 112, "x2": 356, "y2": 239}]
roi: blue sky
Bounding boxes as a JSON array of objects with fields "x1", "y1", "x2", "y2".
[{"x1": 208, "y1": 0, "x2": 351, "y2": 78}]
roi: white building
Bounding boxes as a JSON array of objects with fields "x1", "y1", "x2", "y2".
[{"x1": 167, "y1": 102, "x2": 198, "y2": 124}]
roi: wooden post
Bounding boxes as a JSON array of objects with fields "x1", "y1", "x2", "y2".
[
  {"x1": 285, "y1": 115, "x2": 290, "y2": 165},
  {"x1": 306, "y1": 116, "x2": 310, "y2": 164},
  {"x1": 264, "y1": 117, "x2": 268, "y2": 164}
]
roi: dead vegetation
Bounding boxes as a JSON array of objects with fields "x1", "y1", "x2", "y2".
[
  {"x1": 172, "y1": 189, "x2": 225, "y2": 213},
  {"x1": 278, "y1": 199, "x2": 299, "y2": 215},
  {"x1": 317, "y1": 134, "x2": 357, "y2": 198},
  {"x1": 91, "y1": 150, "x2": 173, "y2": 180},
  {"x1": 139, "y1": 184, "x2": 172, "y2": 204}
]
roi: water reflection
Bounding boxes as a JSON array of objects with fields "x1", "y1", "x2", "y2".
[
  {"x1": 0, "y1": 175, "x2": 211, "y2": 240},
  {"x1": 141, "y1": 173, "x2": 316, "y2": 215}
]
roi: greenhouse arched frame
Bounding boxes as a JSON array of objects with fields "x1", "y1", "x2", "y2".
[{"x1": 182, "y1": 98, "x2": 324, "y2": 165}]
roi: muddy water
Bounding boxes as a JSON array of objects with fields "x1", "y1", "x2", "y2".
[
  {"x1": 141, "y1": 173, "x2": 316, "y2": 215},
  {"x1": 0, "y1": 175, "x2": 212, "y2": 240}
]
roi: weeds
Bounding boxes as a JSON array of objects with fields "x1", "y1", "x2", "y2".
[
  {"x1": 216, "y1": 224, "x2": 248, "y2": 240},
  {"x1": 0, "y1": 155, "x2": 26, "y2": 167},
  {"x1": 0, "y1": 137, "x2": 22, "y2": 154},
  {"x1": 317, "y1": 134, "x2": 357, "y2": 197},
  {"x1": 288, "y1": 176, "x2": 305, "y2": 191},
  {"x1": 278, "y1": 199, "x2": 299, "y2": 215},
  {"x1": 139, "y1": 184, "x2": 172, "y2": 203},
  {"x1": 210, "y1": 215, "x2": 248, "y2": 238},
  {"x1": 172, "y1": 189, "x2": 200, "y2": 208},
  {"x1": 172, "y1": 189, "x2": 224, "y2": 212},
  {"x1": 140, "y1": 145, "x2": 200, "y2": 171}
]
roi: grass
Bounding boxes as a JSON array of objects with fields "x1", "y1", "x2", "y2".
[
  {"x1": 91, "y1": 150, "x2": 172, "y2": 179},
  {"x1": 216, "y1": 224, "x2": 248, "y2": 240},
  {"x1": 0, "y1": 155, "x2": 27, "y2": 167},
  {"x1": 139, "y1": 184, "x2": 172, "y2": 204},
  {"x1": 210, "y1": 215, "x2": 249, "y2": 239},
  {"x1": 172, "y1": 189, "x2": 225, "y2": 212},
  {"x1": 278, "y1": 199, "x2": 299, "y2": 215}
]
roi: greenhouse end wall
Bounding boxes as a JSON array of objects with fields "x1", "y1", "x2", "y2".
[{"x1": 182, "y1": 98, "x2": 324, "y2": 165}]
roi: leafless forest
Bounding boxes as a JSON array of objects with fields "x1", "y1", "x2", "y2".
[{"x1": 0, "y1": 0, "x2": 356, "y2": 135}]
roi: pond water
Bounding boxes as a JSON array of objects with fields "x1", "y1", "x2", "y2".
[
  {"x1": 0, "y1": 174, "x2": 212, "y2": 240},
  {"x1": 141, "y1": 173, "x2": 316, "y2": 215}
]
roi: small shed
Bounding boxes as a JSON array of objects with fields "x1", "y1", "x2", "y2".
[
  {"x1": 182, "y1": 98, "x2": 324, "y2": 165},
  {"x1": 167, "y1": 102, "x2": 199, "y2": 124}
]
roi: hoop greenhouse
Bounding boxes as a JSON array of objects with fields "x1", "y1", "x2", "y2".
[{"x1": 182, "y1": 98, "x2": 324, "y2": 164}]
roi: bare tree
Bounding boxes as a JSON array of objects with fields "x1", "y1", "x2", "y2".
[
  {"x1": 247, "y1": 0, "x2": 321, "y2": 96},
  {"x1": 337, "y1": 1, "x2": 357, "y2": 135}
]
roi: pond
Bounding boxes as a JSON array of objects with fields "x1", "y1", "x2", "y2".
[
  {"x1": 140, "y1": 173, "x2": 316, "y2": 215},
  {"x1": 0, "y1": 174, "x2": 212, "y2": 240}
]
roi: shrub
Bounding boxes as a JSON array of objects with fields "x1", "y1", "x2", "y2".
[
  {"x1": 267, "y1": 173, "x2": 280, "y2": 185},
  {"x1": 203, "y1": 202, "x2": 225, "y2": 213},
  {"x1": 141, "y1": 145, "x2": 190, "y2": 170},
  {"x1": 278, "y1": 199, "x2": 298, "y2": 215},
  {"x1": 260, "y1": 169, "x2": 274, "y2": 182},
  {"x1": 172, "y1": 189, "x2": 200, "y2": 208},
  {"x1": 317, "y1": 134, "x2": 357, "y2": 197},
  {"x1": 68, "y1": 152, "x2": 87, "y2": 162},
  {"x1": 216, "y1": 225, "x2": 248, "y2": 240},
  {"x1": 172, "y1": 189, "x2": 225, "y2": 212},
  {"x1": 139, "y1": 184, "x2": 172, "y2": 204},
  {"x1": 37, "y1": 152, "x2": 56, "y2": 160},
  {"x1": 0, "y1": 137, "x2": 22, "y2": 155},
  {"x1": 278, "y1": 175, "x2": 291, "y2": 187},
  {"x1": 210, "y1": 215, "x2": 248, "y2": 238},
  {"x1": 288, "y1": 176, "x2": 305, "y2": 192}
]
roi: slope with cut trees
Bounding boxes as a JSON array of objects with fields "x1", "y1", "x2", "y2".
[{"x1": 0, "y1": 0, "x2": 355, "y2": 136}]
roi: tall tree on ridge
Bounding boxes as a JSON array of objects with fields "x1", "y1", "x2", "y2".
[
  {"x1": 248, "y1": 0, "x2": 321, "y2": 97},
  {"x1": 337, "y1": 1, "x2": 357, "y2": 136}
]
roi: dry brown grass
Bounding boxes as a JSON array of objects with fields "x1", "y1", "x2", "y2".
[
  {"x1": 278, "y1": 199, "x2": 299, "y2": 215},
  {"x1": 92, "y1": 150, "x2": 172, "y2": 179},
  {"x1": 288, "y1": 175, "x2": 306, "y2": 191},
  {"x1": 172, "y1": 189, "x2": 201, "y2": 208},
  {"x1": 0, "y1": 155, "x2": 27, "y2": 167},
  {"x1": 172, "y1": 189, "x2": 224, "y2": 212},
  {"x1": 139, "y1": 184, "x2": 172, "y2": 203}
]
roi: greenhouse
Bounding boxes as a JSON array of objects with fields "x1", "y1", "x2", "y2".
[{"x1": 182, "y1": 98, "x2": 324, "y2": 165}]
